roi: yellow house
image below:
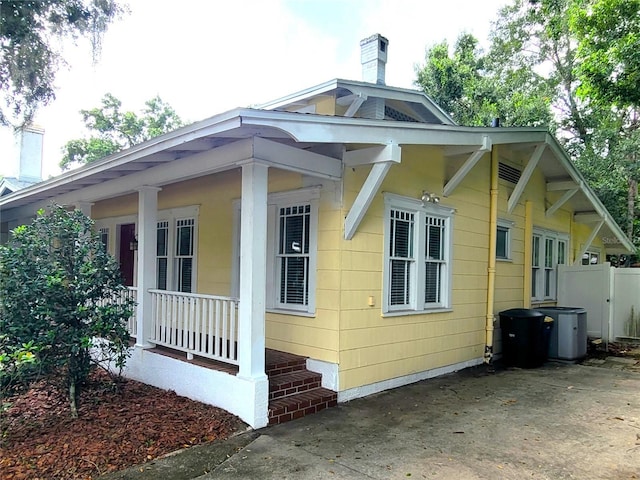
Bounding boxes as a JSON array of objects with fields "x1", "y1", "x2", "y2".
[{"x1": 0, "y1": 34, "x2": 633, "y2": 429}]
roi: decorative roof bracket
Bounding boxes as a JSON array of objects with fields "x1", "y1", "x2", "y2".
[
  {"x1": 507, "y1": 142, "x2": 546, "y2": 213},
  {"x1": 344, "y1": 142, "x2": 401, "y2": 240},
  {"x1": 443, "y1": 135, "x2": 491, "y2": 197}
]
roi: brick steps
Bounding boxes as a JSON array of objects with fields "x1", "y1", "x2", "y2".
[
  {"x1": 266, "y1": 349, "x2": 337, "y2": 425},
  {"x1": 268, "y1": 369, "x2": 322, "y2": 401}
]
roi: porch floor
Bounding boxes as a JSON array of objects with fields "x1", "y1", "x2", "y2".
[{"x1": 143, "y1": 346, "x2": 337, "y2": 425}]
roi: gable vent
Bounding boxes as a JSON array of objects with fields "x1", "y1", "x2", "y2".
[
  {"x1": 498, "y1": 162, "x2": 521, "y2": 184},
  {"x1": 384, "y1": 106, "x2": 419, "y2": 122}
]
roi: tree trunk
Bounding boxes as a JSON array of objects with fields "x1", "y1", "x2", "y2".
[
  {"x1": 69, "y1": 379, "x2": 78, "y2": 418},
  {"x1": 628, "y1": 177, "x2": 637, "y2": 241}
]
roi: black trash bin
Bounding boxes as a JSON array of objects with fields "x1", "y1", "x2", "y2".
[{"x1": 499, "y1": 308, "x2": 554, "y2": 368}]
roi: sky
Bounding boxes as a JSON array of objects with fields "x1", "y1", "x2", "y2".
[{"x1": 1, "y1": 0, "x2": 508, "y2": 179}]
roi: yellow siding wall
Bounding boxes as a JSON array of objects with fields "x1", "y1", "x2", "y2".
[{"x1": 338, "y1": 146, "x2": 489, "y2": 390}]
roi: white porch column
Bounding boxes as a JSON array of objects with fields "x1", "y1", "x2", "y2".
[
  {"x1": 238, "y1": 161, "x2": 269, "y2": 380},
  {"x1": 136, "y1": 186, "x2": 160, "y2": 348}
]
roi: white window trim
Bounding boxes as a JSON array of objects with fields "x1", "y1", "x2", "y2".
[
  {"x1": 496, "y1": 218, "x2": 514, "y2": 261},
  {"x1": 531, "y1": 228, "x2": 568, "y2": 303},
  {"x1": 382, "y1": 192, "x2": 454, "y2": 315},
  {"x1": 233, "y1": 186, "x2": 320, "y2": 315}
]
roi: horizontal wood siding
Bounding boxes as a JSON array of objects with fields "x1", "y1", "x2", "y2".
[{"x1": 338, "y1": 146, "x2": 489, "y2": 390}]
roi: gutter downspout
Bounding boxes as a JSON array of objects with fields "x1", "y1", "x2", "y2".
[
  {"x1": 523, "y1": 201, "x2": 533, "y2": 308},
  {"x1": 485, "y1": 145, "x2": 499, "y2": 364}
]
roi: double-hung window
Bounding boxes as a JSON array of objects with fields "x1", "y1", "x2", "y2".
[
  {"x1": 268, "y1": 188, "x2": 319, "y2": 314},
  {"x1": 531, "y1": 229, "x2": 567, "y2": 302},
  {"x1": 277, "y1": 204, "x2": 311, "y2": 308},
  {"x1": 384, "y1": 193, "x2": 453, "y2": 314},
  {"x1": 176, "y1": 218, "x2": 195, "y2": 292},
  {"x1": 155, "y1": 207, "x2": 198, "y2": 293},
  {"x1": 232, "y1": 187, "x2": 319, "y2": 314}
]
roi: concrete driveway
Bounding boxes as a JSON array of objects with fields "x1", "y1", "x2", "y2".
[{"x1": 110, "y1": 362, "x2": 640, "y2": 480}]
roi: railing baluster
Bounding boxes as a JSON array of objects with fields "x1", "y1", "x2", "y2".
[
  {"x1": 222, "y1": 300, "x2": 228, "y2": 360},
  {"x1": 207, "y1": 299, "x2": 214, "y2": 355}
]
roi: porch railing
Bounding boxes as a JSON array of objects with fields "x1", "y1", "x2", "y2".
[
  {"x1": 126, "y1": 287, "x2": 138, "y2": 338},
  {"x1": 149, "y1": 289, "x2": 239, "y2": 365}
]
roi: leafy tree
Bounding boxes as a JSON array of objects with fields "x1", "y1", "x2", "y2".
[
  {"x1": 415, "y1": 31, "x2": 553, "y2": 127},
  {"x1": 0, "y1": 0, "x2": 125, "y2": 127},
  {"x1": 571, "y1": 0, "x2": 640, "y2": 241},
  {"x1": 572, "y1": 0, "x2": 640, "y2": 108},
  {"x1": 60, "y1": 93, "x2": 184, "y2": 170},
  {"x1": 0, "y1": 205, "x2": 133, "y2": 417}
]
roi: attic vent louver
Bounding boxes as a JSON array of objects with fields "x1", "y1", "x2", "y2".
[
  {"x1": 385, "y1": 106, "x2": 419, "y2": 122},
  {"x1": 498, "y1": 162, "x2": 521, "y2": 184}
]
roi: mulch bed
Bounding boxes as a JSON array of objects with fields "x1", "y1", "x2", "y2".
[{"x1": 0, "y1": 370, "x2": 242, "y2": 479}]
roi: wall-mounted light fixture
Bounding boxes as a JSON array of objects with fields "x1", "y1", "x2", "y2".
[
  {"x1": 421, "y1": 191, "x2": 440, "y2": 205},
  {"x1": 129, "y1": 235, "x2": 138, "y2": 251}
]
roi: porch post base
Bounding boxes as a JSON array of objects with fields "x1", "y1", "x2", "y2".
[{"x1": 237, "y1": 374, "x2": 269, "y2": 429}]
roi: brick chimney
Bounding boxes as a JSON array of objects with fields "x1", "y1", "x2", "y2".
[{"x1": 360, "y1": 34, "x2": 388, "y2": 85}]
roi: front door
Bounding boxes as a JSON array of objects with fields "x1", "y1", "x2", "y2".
[{"x1": 119, "y1": 223, "x2": 136, "y2": 286}]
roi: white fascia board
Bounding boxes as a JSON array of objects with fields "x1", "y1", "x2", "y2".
[
  {"x1": 240, "y1": 113, "x2": 484, "y2": 146},
  {"x1": 256, "y1": 80, "x2": 340, "y2": 110},
  {"x1": 507, "y1": 142, "x2": 546, "y2": 213},
  {"x1": 443, "y1": 135, "x2": 492, "y2": 197}
]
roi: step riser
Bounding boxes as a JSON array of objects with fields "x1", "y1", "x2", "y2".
[
  {"x1": 266, "y1": 360, "x2": 307, "y2": 377},
  {"x1": 269, "y1": 380, "x2": 321, "y2": 401},
  {"x1": 269, "y1": 397, "x2": 337, "y2": 425}
]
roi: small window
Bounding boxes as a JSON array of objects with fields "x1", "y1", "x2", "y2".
[{"x1": 496, "y1": 219, "x2": 514, "y2": 260}]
